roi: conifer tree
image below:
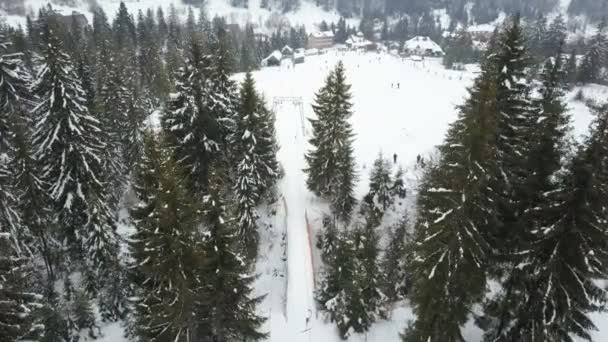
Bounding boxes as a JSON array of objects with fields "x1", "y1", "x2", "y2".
[
  {"x1": 0, "y1": 31, "x2": 30, "y2": 247},
  {"x1": 366, "y1": 153, "x2": 394, "y2": 216},
  {"x1": 317, "y1": 227, "x2": 358, "y2": 339},
  {"x1": 490, "y1": 15, "x2": 536, "y2": 253},
  {"x1": 0, "y1": 31, "x2": 29, "y2": 154},
  {"x1": 113, "y1": 2, "x2": 137, "y2": 52},
  {"x1": 496, "y1": 104, "x2": 608, "y2": 342},
  {"x1": 92, "y1": 7, "x2": 112, "y2": 51},
  {"x1": 305, "y1": 62, "x2": 357, "y2": 222},
  {"x1": 0, "y1": 33, "x2": 35, "y2": 276},
  {"x1": 256, "y1": 100, "x2": 280, "y2": 194},
  {"x1": 163, "y1": 39, "x2": 222, "y2": 194},
  {"x1": 208, "y1": 18, "x2": 239, "y2": 153},
  {"x1": 317, "y1": 214, "x2": 339, "y2": 263},
  {"x1": 381, "y1": 213, "x2": 410, "y2": 302},
  {"x1": 196, "y1": 169, "x2": 267, "y2": 341},
  {"x1": 38, "y1": 290, "x2": 69, "y2": 342},
  {"x1": 0, "y1": 231, "x2": 41, "y2": 342},
  {"x1": 352, "y1": 214, "x2": 386, "y2": 330},
  {"x1": 391, "y1": 166, "x2": 407, "y2": 199},
  {"x1": 138, "y1": 9, "x2": 169, "y2": 100},
  {"x1": 566, "y1": 48, "x2": 578, "y2": 87},
  {"x1": 31, "y1": 23, "x2": 117, "y2": 290},
  {"x1": 578, "y1": 19, "x2": 607, "y2": 84},
  {"x1": 130, "y1": 132, "x2": 201, "y2": 342},
  {"x1": 482, "y1": 53, "x2": 572, "y2": 341},
  {"x1": 544, "y1": 14, "x2": 567, "y2": 57},
  {"x1": 69, "y1": 289, "x2": 98, "y2": 339},
  {"x1": 12, "y1": 119, "x2": 57, "y2": 282},
  {"x1": 232, "y1": 72, "x2": 279, "y2": 252},
  {"x1": 403, "y1": 54, "x2": 499, "y2": 342}
]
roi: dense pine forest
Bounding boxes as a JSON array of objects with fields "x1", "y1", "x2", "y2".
[{"x1": 1, "y1": 0, "x2": 608, "y2": 342}]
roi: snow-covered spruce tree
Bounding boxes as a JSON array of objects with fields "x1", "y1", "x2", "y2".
[
  {"x1": 305, "y1": 62, "x2": 357, "y2": 223},
  {"x1": 208, "y1": 17, "x2": 239, "y2": 155},
  {"x1": 256, "y1": 99, "x2": 280, "y2": 195},
  {"x1": 403, "y1": 56, "x2": 499, "y2": 342},
  {"x1": 137, "y1": 9, "x2": 169, "y2": 101},
  {"x1": 566, "y1": 48, "x2": 578, "y2": 87},
  {"x1": 305, "y1": 68, "x2": 337, "y2": 197},
  {"x1": 0, "y1": 30, "x2": 31, "y2": 253},
  {"x1": 232, "y1": 72, "x2": 279, "y2": 256},
  {"x1": 97, "y1": 48, "x2": 132, "y2": 202},
  {"x1": 112, "y1": 1, "x2": 137, "y2": 54},
  {"x1": 31, "y1": 23, "x2": 118, "y2": 293},
  {"x1": 365, "y1": 153, "x2": 394, "y2": 218},
  {"x1": 578, "y1": 18, "x2": 607, "y2": 84},
  {"x1": 499, "y1": 103, "x2": 608, "y2": 341},
  {"x1": 0, "y1": 31, "x2": 30, "y2": 151},
  {"x1": 162, "y1": 39, "x2": 222, "y2": 194},
  {"x1": 316, "y1": 227, "x2": 358, "y2": 339},
  {"x1": 317, "y1": 214, "x2": 339, "y2": 264},
  {"x1": 11, "y1": 120, "x2": 57, "y2": 282},
  {"x1": 381, "y1": 213, "x2": 410, "y2": 303},
  {"x1": 195, "y1": 169, "x2": 267, "y2": 341},
  {"x1": 129, "y1": 132, "x2": 201, "y2": 342},
  {"x1": 482, "y1": 53, "x2": 572, "y2": 341},
  {"x1": 38, "y1": 289, "x2": 69, "y2": 342},
  {"x1": 68, "y1": 288, "x2": 98, "y2": 340},
  {"x1": 351, "y1": 214, "x2": 386, "y2": 331},
  {"x1": 233, "y1": 73, "x2": 263, "y2": 255},
  {"x1": 489, "y1": 15, "x2": 537, "y2": 256},
  {"x1": 543, "y1": 14, "x2": 567, "y2": 57},
  {"x1": 0, "y1": 232, "x2": 41, "y2": 341},
  {"x1": 391, "y1": 166, "x2": 407, "y2": 199}
]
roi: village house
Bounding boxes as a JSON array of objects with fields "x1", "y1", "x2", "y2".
[
  {"x1": 293, "y1": 48, "x2": 305, "y2": 64},
  {"x1": 403, "y1": 36, "x2": 444, "y2": 57},
  {"x1": 281, "y1": 45, "x2": 294, "y2": 59},
  {"x1": 307, "y1": 31, "x2": 334, "y2": 50},
  {"x1": 345, "y1": 32, "x2": 376, "y2": 51},
  {"x1": 261, "y1": 50, "x2": 282, "y2": 67}
]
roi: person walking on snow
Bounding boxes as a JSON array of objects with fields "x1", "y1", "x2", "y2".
[{"x1": 393, "y1": 153, "x2": 398, "y2": 164}]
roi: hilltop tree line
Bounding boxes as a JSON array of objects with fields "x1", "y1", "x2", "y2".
[
  {"x1": 443, "y1": 15, "x2": 608, "y2": 85},
  {"x1": 0, "y1": 1, "x2": 279, "y2": 341}
]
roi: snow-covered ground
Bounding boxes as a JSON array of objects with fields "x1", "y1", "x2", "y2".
[{"x1": 97, "y1": 50, "x2": 607, "y2": 341}]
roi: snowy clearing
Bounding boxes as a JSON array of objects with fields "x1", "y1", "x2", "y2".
[{"x1": 236, "y1": 50, "x2": 605, "y2": 341}]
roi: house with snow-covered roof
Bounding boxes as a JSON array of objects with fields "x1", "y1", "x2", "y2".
[
  {"x1": 345, "y1": 33, "x2": 375, "y2": 51},
  {"x1": 293, "y1": 49, "x2": 305, "y2": 64},
  {"x1": 404, "y1": 36, "x2": 444, "y2": 57},
  {"x1": 281, "y1": 46, "x2": 294, "y2": 58},
  {"x1": 307, "y1": 31, "x2": 335, "y2": 50},
  {"x1": 261, "y1": 50, "x2": 282, "y2": 67}
]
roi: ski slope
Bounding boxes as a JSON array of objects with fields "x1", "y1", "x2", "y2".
[
  {"x1": 243, "y1": 50, "x2": 608, "y2": 341},
  {"x1": 98, "y1": 50, "x2": 608, "y2": 341}
]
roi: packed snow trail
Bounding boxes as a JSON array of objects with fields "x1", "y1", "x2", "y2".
[{"x1": 276, "y1": 98, "x2": 316, "y2": 340}]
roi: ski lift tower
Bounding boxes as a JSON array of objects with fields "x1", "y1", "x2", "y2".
[{"x1": 272, "y1": 97, "x2": 306, "y2": 137}]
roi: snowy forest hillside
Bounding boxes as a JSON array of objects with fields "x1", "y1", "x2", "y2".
[
  {"x1": 1, "y1": 0, "x2": 607, "y2": 33},
  {"x1": 2, "y1": 0, "x2": 608, "y2": 342}
]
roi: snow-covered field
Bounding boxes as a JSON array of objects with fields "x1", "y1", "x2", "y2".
[{"x1": 98, "y1": 50, "x2": 608, "y2": 341}]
